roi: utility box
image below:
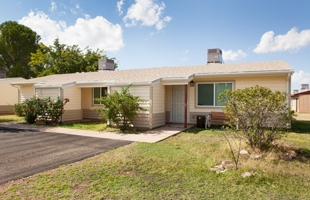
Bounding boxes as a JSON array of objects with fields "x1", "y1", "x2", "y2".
[{"x1": 197, "y1": 115, "x2": 205, "y2": 128}]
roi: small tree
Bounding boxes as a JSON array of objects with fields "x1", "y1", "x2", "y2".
[
  {"x1": 219, "y1": 85, "x2": 294, "y2": 151},
  {"x1": 96, "y1": 85, "x2": 146, "y2": 130}
]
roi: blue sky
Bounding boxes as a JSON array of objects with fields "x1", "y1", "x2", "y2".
[{"x1": 1, "y1": 0, "x2": 310, "y2": 91}]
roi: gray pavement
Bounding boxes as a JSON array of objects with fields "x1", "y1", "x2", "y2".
[
  {"x1": 0, "y1": 122, "x2": 192, "y2": 184},
  {"x1": 0, "y1": 126, "x2": 132, "y2": 185},
  {"x1": 0, "y1": 121, "x2": 193, "y2": 143}
]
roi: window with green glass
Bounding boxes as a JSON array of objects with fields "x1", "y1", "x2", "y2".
[
  {"x1": 197, "y1": 82, "x2": 232, "y2": 106},
  {"x1": 93, "y1": 87, "x2": 107, "y2": 105}
]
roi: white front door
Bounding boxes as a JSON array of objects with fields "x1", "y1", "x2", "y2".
[{"x1": 171, "y1": 85, "x2": 184, "y2": 123}]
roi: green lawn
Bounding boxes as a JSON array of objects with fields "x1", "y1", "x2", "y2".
[
  {"x1": 0, "y1": 121, "x2": 310, "y2": 199},
  {"x1": 0, "y1": 115, "x2": 23, "y2": 123}
]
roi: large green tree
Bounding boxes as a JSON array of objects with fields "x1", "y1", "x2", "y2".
[
  {"x1": 29, "y1": 39, "x2": 117, "y2": 77},
  {"x1": 0, "y1": 21, "x2": 41, "y2": 78}
]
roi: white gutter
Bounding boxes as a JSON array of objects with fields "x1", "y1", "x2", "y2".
[
  {"x1": 194, "y1": 70, "x2": 294, "y2": 78},
  {"x1": 34, "y1": 81, "x2": 76, "y2": 89}
]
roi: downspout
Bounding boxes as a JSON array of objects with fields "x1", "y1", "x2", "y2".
[{"x1": 59, "y1": 87, "x2": 63, "y2": 122}]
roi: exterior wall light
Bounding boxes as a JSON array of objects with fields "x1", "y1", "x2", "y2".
[{"x1": 190, "y1": 80, "x2": 195, "y2": 87}]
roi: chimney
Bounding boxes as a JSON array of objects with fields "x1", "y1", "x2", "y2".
[
  {"x1": 207, "y1": 48, "x2": 223, "y2": 64},
  {"x1": 98, "y1": 58, "x2": 115, "y2": 71},
  {"x1": 301, "y1": 84, "x2": 309, "y2": 91}
]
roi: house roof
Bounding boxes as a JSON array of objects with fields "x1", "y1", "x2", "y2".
[
  {"x1": 291, "y1": 90, "x2": 310, "y2": 97},
  {"x1": 10, "y1": 60, "x2": 293, "y2": 88}
]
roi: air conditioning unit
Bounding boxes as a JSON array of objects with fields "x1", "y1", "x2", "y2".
[
  {"x1": 301, "y1": 84, "x2": 309, "y2": 91},
  {"x1": 98, "y1": 58, "x2": 114, "y2": 71},
  {"x1": 207, "y1": 48, "x2": 223, "y2": 64}
]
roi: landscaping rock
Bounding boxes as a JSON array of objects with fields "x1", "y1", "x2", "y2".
[
  {"x1": 250, "y1": 154, "x2": 261, "y2": 160},
  {"x1": 210, "y1": 164, "x2": 227, "y2": 173},
  {"x1": 290, "y1": 150, "x2": 297, "y2": 158},
  {"x1": 283, "y1": 153, "x2": 293, "y2": 160},
  {"x1": 221, "y1": 160, "x2": 235, "y2": 168},
  {"x1": 242, "y1": 172, "x2": 253, "y2": 178},
  {"x1": 240, "y1": 150, "x2": 249, "y2": 155}
]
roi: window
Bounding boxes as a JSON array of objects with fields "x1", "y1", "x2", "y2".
[
  {"x1": 93, "y1": 87, "x2": 108, "y2": 105},
  {"x1": 197, "y1": 82, "x2": 233, "y2": 106}
]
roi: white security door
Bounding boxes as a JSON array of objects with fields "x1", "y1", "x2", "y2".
[{"x1": 171, "y1": 85, "x2": 184, "y2": 123}]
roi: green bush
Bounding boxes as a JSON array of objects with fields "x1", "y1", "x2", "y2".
[
  {"x1": 13, "y1": 103, "x2": 24, "y2": 116},
  {"x1": 22, "y1": 96, "x2": 40, "y2": 124},
  {"x1": 37, "y1": 97, "x2": 69, "y2": 124},
  {"x1": 21, "y1": 96, "x2": 69, "y2": 124},
  {"x1": 219, "y1": 85, "x2": 295, "y2": 151},
  {"x1": 96, "y1": 85, "x2": 146, "y2": 130}
]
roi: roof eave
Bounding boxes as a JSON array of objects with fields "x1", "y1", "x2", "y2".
[{"x1": 194, "y1": 70, "x2": 294, "y2": 78}]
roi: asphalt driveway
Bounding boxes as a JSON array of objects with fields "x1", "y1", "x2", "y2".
[{"x1": 0, "y1": 126, "x2": 132, "y2": 185}]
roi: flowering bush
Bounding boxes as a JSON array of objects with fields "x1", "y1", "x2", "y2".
[
  {"x1": 21, "y1": 96, "x2": 69, "y2": 124},
  {"x1": 37, "y1": 97, "x2": 70, "y2": 124},
  {"x1": 22, "y1": 96, "x2": 40, "y2": 124}
]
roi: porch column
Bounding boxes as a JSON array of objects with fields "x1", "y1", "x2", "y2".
[{"x1": 184, "y1": 84, "x2": 187, "y2": 128}]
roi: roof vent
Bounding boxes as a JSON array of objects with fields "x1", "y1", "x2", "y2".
[
  {"x1": 0, "y1": 70, "x2": 6, "y2": 78},
  {"x1": 207, "y1": 48, "x2": 223, "y2": 64},
  {"x1": 98, "y1": 58, "x2": 114, "y2": 71},
  {"x1": 293, "y1": 89, "x2": 299, "y2": 94},
  {"x1": 301, "y1": 84, "x2": 309, "y2": 91}
]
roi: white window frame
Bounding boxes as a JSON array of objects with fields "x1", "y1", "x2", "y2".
[
  {"x1": 93, "y1": 87, "x2": 108, "y2": 105},
  {"x1": 196, "y1": 82, "x2": 234, "y2": 107}
]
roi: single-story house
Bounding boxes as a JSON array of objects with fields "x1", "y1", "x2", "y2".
[
  {"x1": 291, "y1": 90, "x2": 310, "y2": 113},
  {"x1": 0, "y1": 77, "x2": 25, "y2": 114},
  {"x1": 10, "y1": 57, "x2": 293, "y2": 129}
]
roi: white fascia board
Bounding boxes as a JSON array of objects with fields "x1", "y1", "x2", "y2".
[
  {"x1": 161, "y1": 76, "x2": 192, "y2": 85},
  {"x1": 34, "y1": 82, "x2": 76, "y2": 89},
  {"x1": 151, "y1": 78, "x2": 162, "y2": 86},
  {"x1": 75, "y1": 81, "x2": 107, "y2": 88},
  {"x1": 107, "y1": 82, "x2": 153, "y2": 87},
  {"x1": 10, "y1": 81, "x2": 36, "y2": 85},
  {"x1": 194, "y1": 70, "x2": 294, "y2": 78}
]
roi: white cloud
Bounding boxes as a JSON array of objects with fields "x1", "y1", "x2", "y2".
[
  {"x1": 253, "y1": 27, "x2": 310, "y2": 53},
  {"x1": 117, "y1": 0, "x2": 124, "y2": 15},
  {"x1": 222, "y1": 49, "x2": 247, "y2": 61},
  {"x1": 123, "y1": 0, "x2": 171, "y2": 30},
  {"x1": 18, "y1": 11, "x2": 124, "y2": 52},
  {"x1": 292, "y1": 70, "x2": 310, "y2": 88},
  {"x1": 50, "y1": 2, "x2": 57, "y2": 12}
]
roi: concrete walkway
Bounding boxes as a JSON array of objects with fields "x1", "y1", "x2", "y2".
[{"x1": 0, "y1": 122, "x2": 194, "y2": 143}]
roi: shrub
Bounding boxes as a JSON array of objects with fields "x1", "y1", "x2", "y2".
[
  {"x1": 13, "y1": 103, "x2": 24, "y2": 116},
  {"x1": 22, "y1": 96, "x2": 40, "y2": 124},
  {"x1": 96, "y1": 85, "x2": 146, "y2": 130},
  {"x1": 21, "y1": 96, "x2": 69, "y2": 124},
  {"x1": 37, "y1": 97, "x2": 70, "y2": 124},
  {"x1": 219, "y1": 85, "x2": 295, "y2": 151}
]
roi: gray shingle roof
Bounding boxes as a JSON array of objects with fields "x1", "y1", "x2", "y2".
[{"x1": 11, "y1": 60, "x2": 293, "y2": 86}]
